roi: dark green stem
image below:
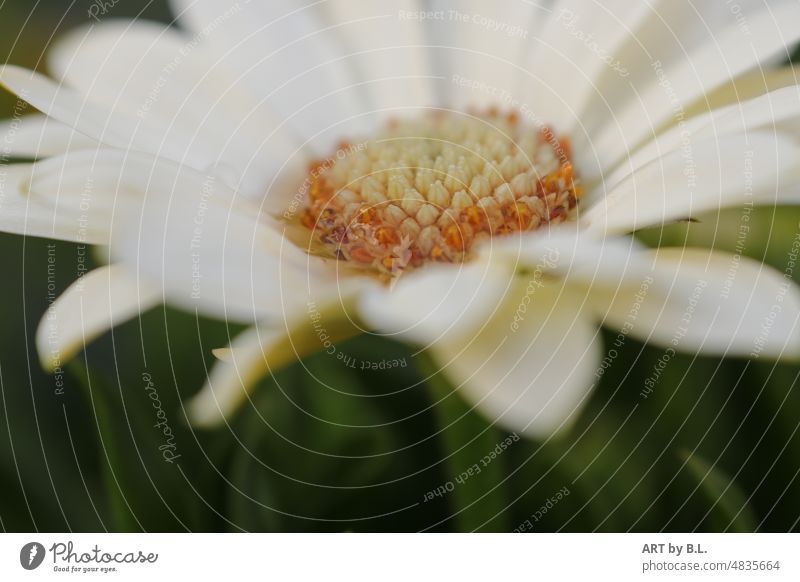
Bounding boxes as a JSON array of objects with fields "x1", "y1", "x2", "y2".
[
  {"x1": 68, "y1": 360, "x2": 138, "y2": 531},
  {"x1": 418, "y1": 352, "x2": 510, "y2": 532}
]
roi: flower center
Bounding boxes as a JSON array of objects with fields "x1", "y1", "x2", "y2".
[{"x1": 298, "y1": 109, "x2": 582, "y2": 278}]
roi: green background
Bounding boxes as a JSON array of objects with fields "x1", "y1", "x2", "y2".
[{"x1": 1, "y1": 1, "x2": 800, "y2": 532}]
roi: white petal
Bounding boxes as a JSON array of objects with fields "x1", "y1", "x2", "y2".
[
  {"x1": 481, "y1": 229, "x2": 800, "y2": 358},
  {"x1": 586, "y1": 2, "x2": 800, "y2": 177},
  {"x1": 49, "y1": 20, "x2": 308, "y2": 197},
  {"x1": 587, "y1": 247, "x2": 800, "y2": 359},
  {"x1": 0, "y1": 162, "x2": 90, "y2": 242},
  {"x1": 2, "y1": 148, "x2": 255, "y2": 245},
  {"x1": 168, "y1": 0, "x2": 371, "y2": 154},
  {"x1": 582, "y1": 132, "x2": 800, "y2": 235},
  {"x1": 479, "y1": 226, "x2": 653, "y2": 289},
  {"x1": 0, "y1": 65, "x2": 164, "y2": 153},
  {"x1": 104, "y1": 152, "x2": 354, "y2": 322},
  {"x1": 0, "y1": 151, "x2": 133, "y2": 244},
  {"x1": 581, "y1": 0, "x2": 788, "y2": 135},
  {"x1": 428, "y1": 0, "x2": 539, "y2": 110},
  {"x1": 186, "y1": 325, "x2": 277, "y2": 427},
  {"x1": 3, "y1": 147, "x2": 332, "y2": 320},
  {"x1": 36, "y1": 264, "x2": 160, "y2": 370},
  {"x1": 10, "y1": 30, "x2": 306, "y2": 198},
  {"x1": 685, "y1": 85, "x2": 800, "y2": 141},
  {"x1": 358, "y1": 258, "x2": 515, "y2": 346},
  {"x1": 319, "y1": 0, "x2": 435, "y2": 120},
  {"x1": 359, "y1": 241, "x2": 602, "y2": 438},
  {"x1": 430, "y1": 283, "x2": 602, "y2": 439},
  {"x1": 186, "y1": 298, "x2": 360, "y2": 427},
  {"x1": 602, "y1": 84, "x2": 800, "y2": 190},
  {"x1": 0, "y1": 114, "x2": 98, "y2": 158},
  {"x1": 682, "y1": 65, "x2": 800, "y2": 119},
  {"x1": 515, "y1": 1, "x2": 777, "y2": 137},
  {"x1": 519, "y1": 0, "x2": 653, "y2": 133}
]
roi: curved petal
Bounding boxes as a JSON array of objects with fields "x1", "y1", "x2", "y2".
[
  {"x1": 602, "y1": 83, "x2": 800, "y2": 190},
  {"x1": 358, "y1": 258, "x2": 515, "y2": 346},
  {"x1": 580, "y1": 0, "x2": 792, "y2": 133},
  {"x1": 518, "y1": 0, "x2": 654, "y2": 133},
  {"x1": 586, "y1": 247, "x2": 800, "y2": 360},
  {"x1": 582, "y1": 132, "x2": 800, "y2": 235},
  {"x1": 36, "y1": 264, "x2": 161, "y2": 370},
  {"x1": 186, "y1": 296, "x2": 361, "y2": 427},
  {"x1": 481, "y1": 230, "x2": 800, "y2": 359},
  {"x1": 430, "y1": 284, "x2": 602, "y2": 439},
  {"x1": 186, "y1": 325, "x2": 276, "y2": 428},
  {"x1": 359, "y1": 244, "x2": 602, "y2": 438},
  {"x1": 681, "y1": 65, "x2": 800, "y2": 119},
  {"x1": 585, "y1": 2, "x2": 800, "y2": 178}
]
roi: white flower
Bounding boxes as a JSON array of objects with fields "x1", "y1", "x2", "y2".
[{"x1": 1, "y1": 0, "x2": 800, "y2": 438}]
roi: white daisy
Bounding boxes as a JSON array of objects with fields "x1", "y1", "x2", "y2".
[{"x1": 1, "y1": 0, "x2": 800, "y2": 438}]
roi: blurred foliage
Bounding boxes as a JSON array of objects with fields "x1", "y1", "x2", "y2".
[{"x1": 1, "y1": 1, "x2": 799, "y2": 532}]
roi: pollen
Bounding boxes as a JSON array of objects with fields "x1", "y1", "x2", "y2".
[{"x1": 297, "y1": 110, "x2": 582, "y2": 278}]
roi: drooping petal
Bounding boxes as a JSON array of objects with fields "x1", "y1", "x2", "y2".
[
  {"x1": 186, "y1": 297, "x2": 361, "y2": 427},
  {"x1": 586, "y1": 247, "x2": 800, "y2": 360},
  {"x1": 430, "y1": 283, "x2": 602, "y2": 439},
  {"x1": 359, "y1": 251, "x2": 602, "y2": 438},
  {"x1": 482, "y1": 229, "x2": 800, "y2": 359},
  {"x1": 186, "y1": 325, "x2": 277, "y2": 428},
  {"x1": 358, "y1": 258, "x2": 515, "y2": 346},
  {"x1": 36, "y1": 264, "x2": 161, "y2": 370}
]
